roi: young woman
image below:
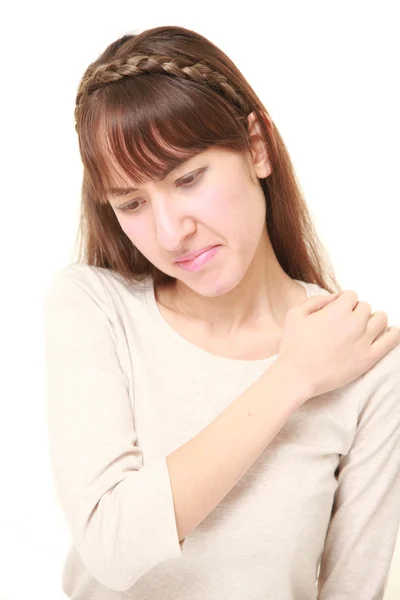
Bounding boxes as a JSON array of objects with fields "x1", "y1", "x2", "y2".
[{"x1": 43, "y1": 25, "x2": 400, "y2": 600}]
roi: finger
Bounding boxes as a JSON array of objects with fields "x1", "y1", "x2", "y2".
[
  {"x1": 300, "y1": 292, "x2": 341, "y2": 315},
  {"x1": 365, "y1": 311, "x2": 389, "y2": 342},
  {"x1": 353, "y1": 300, "x2": 373, "y2": 328},
  {"x1": 368, "y1": 325, "x2": 400, "y2": 363}
]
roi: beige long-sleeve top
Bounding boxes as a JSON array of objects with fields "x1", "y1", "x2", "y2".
[{"x1": 43, "y1": 263, "x2": 400, "y2": 599}]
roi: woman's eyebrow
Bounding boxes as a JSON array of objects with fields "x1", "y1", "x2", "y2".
[
  {"x1": 107, "y1": 153, "x2": 201, "y2": 198},
  {"x1": 108, "y1": 186, "x2": 140, "y2": 198}
]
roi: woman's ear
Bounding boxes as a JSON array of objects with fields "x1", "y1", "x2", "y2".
[{"x1": 247, "y1": 111, "x2": 273, "y2": 179}]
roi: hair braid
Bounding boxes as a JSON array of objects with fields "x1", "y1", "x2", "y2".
[{"x1": 74, "y1": 53, "x2": 248, "y2": 124}]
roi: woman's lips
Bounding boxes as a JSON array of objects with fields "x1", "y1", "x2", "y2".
[
  {"x1": 175, "y1": 245, "x2": 220, "y2": 271},
  {"x1": 175, "y1": 244, "x2": 216, "y2": 263}
]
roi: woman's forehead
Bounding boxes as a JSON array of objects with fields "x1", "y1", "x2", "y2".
[
  {"x1": 103, "y1": 151, "x2": 195, "y2": 189},
  {"x1": 102, "y1": 144, "x2": 219, "y2": 191}
]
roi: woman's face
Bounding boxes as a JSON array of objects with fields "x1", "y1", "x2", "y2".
[{"x1": 107, "y1": 126, "x2": 272, "y2": 297}]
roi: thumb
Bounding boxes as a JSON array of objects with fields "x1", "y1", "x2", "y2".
[{"x1": 300, "y1": 292, "x2": 341, "y2": 315}]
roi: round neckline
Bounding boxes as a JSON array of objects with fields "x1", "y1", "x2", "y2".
[{"x1": 144, "y1": 278, "x2": 314, "y2": 368}]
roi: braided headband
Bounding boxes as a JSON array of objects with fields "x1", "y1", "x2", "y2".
[{"x1": 74, "y1": 54, "x2": 248, "y2": 123}]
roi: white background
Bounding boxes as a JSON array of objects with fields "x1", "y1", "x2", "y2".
[{"x1": 1, "y1": 1, "x2": 399, "y2": 598}]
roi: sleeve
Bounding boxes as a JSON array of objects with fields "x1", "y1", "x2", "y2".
[
  {"x1": 43, "y1": 266, "x2": 186, "y2": 593},
  {"x1": 317, "y1": 342, "x2": 400, "y2": 599}
]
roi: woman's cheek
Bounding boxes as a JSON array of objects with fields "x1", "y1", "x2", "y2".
[
  {"x1": 198, "y1": 186, "x2": 228, "y2": 220},
  {"x1": 204, "y1": 182, "x2": 241, "y2": 228},
  {"x1": 118, "y1": 218, "x2": 131, "y2": 237},
  {"x1": 118, "y1": 217, "x2": 142, "y2": 244}
]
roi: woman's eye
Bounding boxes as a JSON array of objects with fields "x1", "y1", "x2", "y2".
[
  {"x1": 120, "y1": 169, "x2": 204, "y2": 212},
  {"x1": 121, "y1": 199, "x2": 142, "y2": 212},
  {"x1": 177, "y1": 169, "x2": 203, "y2": 187}
]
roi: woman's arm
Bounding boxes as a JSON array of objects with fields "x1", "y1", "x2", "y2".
[
  {"x1": 43, "y1": 265, "x2": 310, "y2": 593},
  {"x1": 167, "y1": 356, "x2": 310, "y2": 543},
  {"x1": 317, "y1": 342, "x2": 400, "y2": 599}
]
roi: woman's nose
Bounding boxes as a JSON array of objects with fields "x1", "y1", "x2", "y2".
[{"x1": 152, "y1": 197, "x2": 197, "y2": 251}]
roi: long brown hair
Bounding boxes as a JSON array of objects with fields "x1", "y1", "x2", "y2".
[{"x1": 73, "y1": 25, "x2": 341, "y2": 293}]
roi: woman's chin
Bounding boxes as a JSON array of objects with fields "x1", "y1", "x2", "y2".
[{"x1": 180, "y1": 272, "x2": 241, "y2": 299}]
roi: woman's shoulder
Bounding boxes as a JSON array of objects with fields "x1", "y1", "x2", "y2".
[
  {"x1": 295, "y1": 278, "x2": 331, "y2": 299},
  {"x1": 361, "y1": 338, "x2": 400, "y2": 392},
  {"x1": 299, "y1": 278, "x2": 400, "y2": 404},
  {"x1": 350, "y1": 322, "x2": 400, "y2": 422},
  {"x1": 43, "y1": 262, "x2": 152, "y2": 311}
]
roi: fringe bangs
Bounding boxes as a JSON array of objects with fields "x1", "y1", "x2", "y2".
[{"x1": 79, "y1": 73, "x2": 250, "y2": 204}]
